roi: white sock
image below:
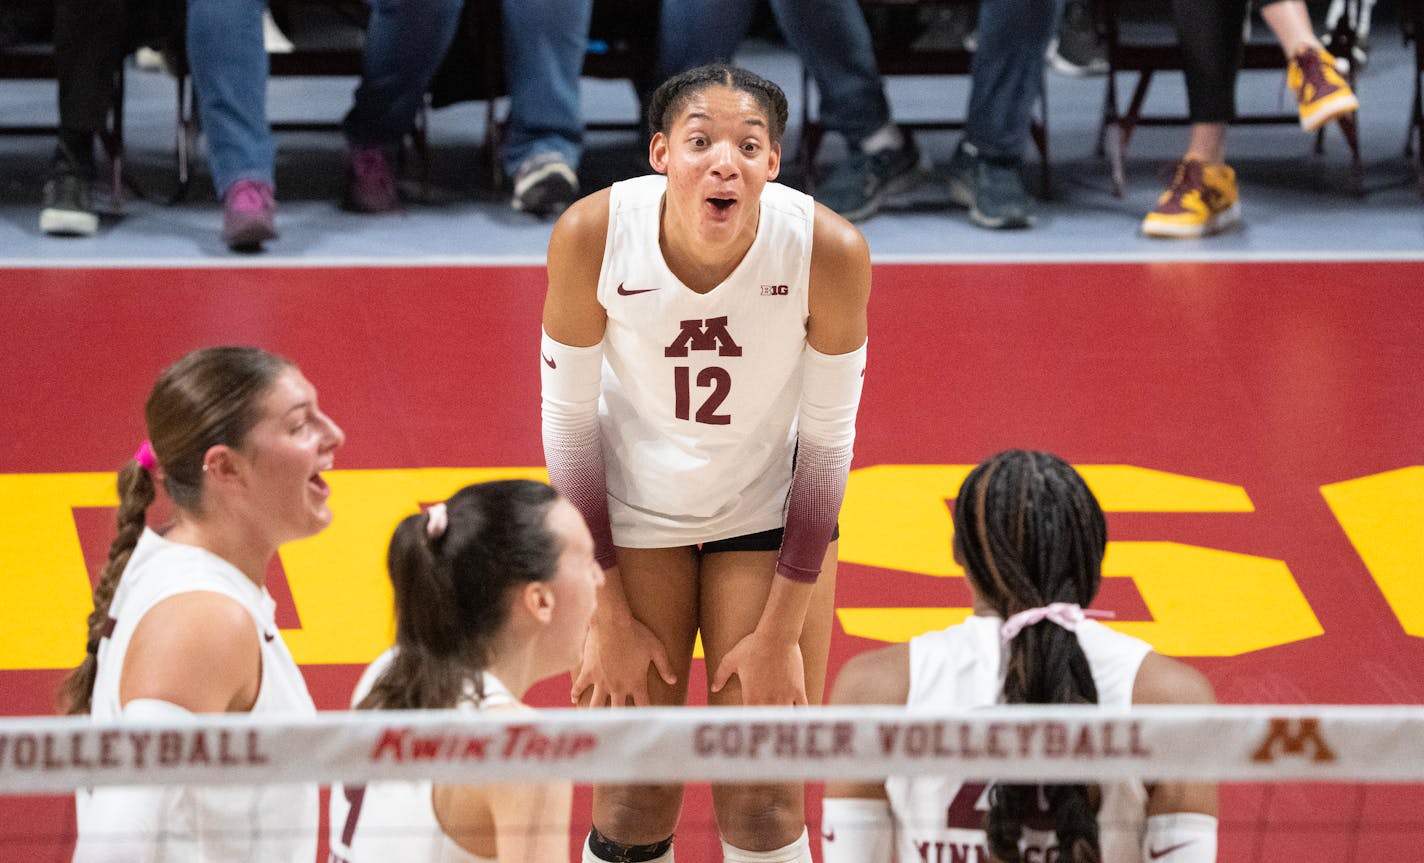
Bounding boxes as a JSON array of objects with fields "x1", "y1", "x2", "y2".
[
  {"x1": 583, "y1": 834, "x2": 674, "y2": 863},
  {"x1": 859, "y1": 124, "x2": 905, "y2": 156},
  {"x1": 721, "y1": 828, "x2": 812, "y2": 862}
]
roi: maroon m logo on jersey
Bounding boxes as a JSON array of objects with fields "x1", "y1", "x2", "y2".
[{"x1": 664, "y1": 316, "x2": 743, "y2": 357}]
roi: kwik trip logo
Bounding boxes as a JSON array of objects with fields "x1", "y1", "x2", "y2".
[{"x1": 1250, "y1": 717, "x2": 1337, "y2": 763}]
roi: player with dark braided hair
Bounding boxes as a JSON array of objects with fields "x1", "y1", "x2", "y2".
[{"x1": 822, "y1": 450, "x2": 1218, "y2": 863}]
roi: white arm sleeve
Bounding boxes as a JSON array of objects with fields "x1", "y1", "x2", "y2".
[
  {"x1": 820, "y1": 796, "x2": 894, "y2": 863},
  {"x1": 72, "y1": 700, "x2": 196, "y2": 863},
  {"x1": 1142, "y1": 812, "x2": 1218, "y2": 863},
  {"x1": 778, "y1": 341, "x2": 866, "y2": 581},
  {"x1": 540, "y1": 328, "x2": 616, "y2": 569}
]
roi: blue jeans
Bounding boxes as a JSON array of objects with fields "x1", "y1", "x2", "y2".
[
  {"x1": 657, "y1": 0, "x2": 891, "y2": 147},
  {"x1": 968, "y1": 0, "x2": 1058, "y2": 160},
  {"x1": 658, "y1": 0, "x2": 1056, "y2": 159},
  {"x1": 186, "y1": 0, "x2": 274, "y2": 197},
  {"x1": 344, "y1": 0, "x2": 590, "y2": 176}
]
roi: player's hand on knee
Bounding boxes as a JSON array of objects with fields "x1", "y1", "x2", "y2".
[
  {"x1": 571, "y1": 615, "x2": 676, "y2": 707},
  {"x1": 712, "y1": 631, "x2": 808, "y2": 706}
]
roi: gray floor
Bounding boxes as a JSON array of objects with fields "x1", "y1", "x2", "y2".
[{"x1": 1, "y1": 24, "x2": 1421, "y2": 265}]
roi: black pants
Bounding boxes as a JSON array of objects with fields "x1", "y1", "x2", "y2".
[
  {"x1": 54, "y1": 0, "x2": 176, "y2": 134},
  {"x1": 1174, "y1": 0, "x2": 1310, "y2": 124}
]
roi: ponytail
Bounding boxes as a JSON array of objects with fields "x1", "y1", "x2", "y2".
[
  {"x1": 358, "y1": 480, "x2": 561, "y2": 712},
  {"x1": 58, "y1": 346, "x2": 293, "y2": 716},
  {"x1": 358, "y1": 509, "x2": 478, "y2": 711},
  {"x1": 59, "y1": 459, "x2": 156, "y2": 715}
]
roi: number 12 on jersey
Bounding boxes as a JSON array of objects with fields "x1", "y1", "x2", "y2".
[{"x1": 673, "y1": 366, "x2": 732, "y2": 425}]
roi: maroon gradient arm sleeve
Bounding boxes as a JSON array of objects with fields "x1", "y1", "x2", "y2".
[{"x1": 776, "y1": 342, "x2": 867, "y2": 581}]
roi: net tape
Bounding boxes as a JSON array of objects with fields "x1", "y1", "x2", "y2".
[{"x1": 2, "y1": 704, "x2": 1421, "y2": 795}]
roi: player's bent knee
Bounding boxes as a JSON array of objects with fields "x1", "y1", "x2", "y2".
[
  {"x1": 712, "y1": 783, "x2": 805, "y2": 851},
  {"x1": 594, "y1": 783, "x2": 685, "y2": 844}
]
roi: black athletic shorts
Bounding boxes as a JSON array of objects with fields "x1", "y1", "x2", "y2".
[{"x1": 698, "y1": 523, "x2": 841, "y2": 554}]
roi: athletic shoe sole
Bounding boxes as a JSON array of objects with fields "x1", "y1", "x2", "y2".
[
  {"x1": 1141, "y1": 202, "x2": 1242, "y2": 238},
  {"x1": 947, "y1": 175, "x2": 1036, "y2": 229},
  {"x1": 1299, "y1": 90, "x2": 1359, "y2": 132},
  {"x1": 835, "y1": 163, "x2": 925, "y2": 223},
  {"x1": 39, "y1": 207, "x2": 98, "y2": 237}
]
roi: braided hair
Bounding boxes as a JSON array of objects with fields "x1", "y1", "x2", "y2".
[
  {"x1": 953, "y1": 450, "x2": 1107, "y2": 863},
  {"x1": 647, "y1": 62, "x2": 789, "y2": 144},
  {"x1": 59, "y1": 346, "x2": 292, "y2": 715}
]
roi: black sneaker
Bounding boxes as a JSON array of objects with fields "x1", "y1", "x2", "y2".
[
  {"x1": 946, "y1": 140, "x2": 1035, "y2": 230},
  {"x1": 39, "y1": 161, "x2": 98, "y2": 237},
  {"x1": 816, "y1": 134, "x2": 922, "y2": 222},
  {"x1": 511, "y1": 152, "x2": 579, "y2": 219},
  {"x1": 1048, "y1": 0, "x2": 1107, "y2": 77}
]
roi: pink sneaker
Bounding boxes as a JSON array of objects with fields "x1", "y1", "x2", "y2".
[
  {"x1": 221, "y1": 179, "x2": 277, "y2": 251},
  {"x1": 342, "y1": 145, "x2": 400, "y2": 213}
]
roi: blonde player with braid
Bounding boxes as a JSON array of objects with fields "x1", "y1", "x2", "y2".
[
  {"x1": 822, "y1": 450, "x2": 1218, "y2": 863},
  {"x1": 541, "y1": 63, "x2": 870, "y2": 863},
  {"x1": 63, "y1": 346, "x2": 344, "y2": 862}
]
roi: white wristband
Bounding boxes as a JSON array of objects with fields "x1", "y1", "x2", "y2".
[
  {"x1": 820, "y1": 797, "x2": 894, "y2": 863},
  {"x1": 1142, "y1": 812, "x2": 1218, "y2": 863}
]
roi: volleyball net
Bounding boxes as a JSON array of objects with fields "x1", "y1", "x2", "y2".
[{"x1": 2, "y1": 704, "x2": 1422, "y2": 858}]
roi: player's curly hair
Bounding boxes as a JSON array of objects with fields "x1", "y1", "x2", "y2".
[
  {"x1": 647, "y1": 62, "x2": 789, "y2": 144},
  {"x1": 954, "y1": 450, "x2": 1107, "y2": 863}
]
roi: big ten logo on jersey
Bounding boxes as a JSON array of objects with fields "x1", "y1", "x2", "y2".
[
  {"x1": 760, "y1": 284, "x2": 789, "y2": 296},
  {"x1": 664, "y1": 316, "x2": 741, "y2": 425}
]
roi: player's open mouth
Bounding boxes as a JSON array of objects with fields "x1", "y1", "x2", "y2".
[
  {"x1": 308, "y1": 472, "x2": 330, "y2": 499},
  {"x1": 707, "y1": 197, "x2": 736, "y2": 211}
]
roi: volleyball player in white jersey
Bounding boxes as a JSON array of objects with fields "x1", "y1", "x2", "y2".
[
  {"x1": 63, "y1": 346, "x2": 344, "y2": 862},
  {"x1": 541, "y1": 64, "x2": 870, "y2": 863},
  {"x1": 821, "y1": 450, "x2": 1219, "y2": 863},
  {"x1": 329, "y1": 480, "x2": 603, "y2": 862}
]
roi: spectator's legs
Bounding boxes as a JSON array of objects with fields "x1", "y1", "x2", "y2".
[
  {"x1": 1259, "y1": 0, "x2": 1321, "y2": 57},
  {"x1": 54, "y1": 0, "x2": 126, "y2": 167},
  {"x1": 43, "y1": 0, "x2": 127, "y2": 235},
  {"x1": 343, "y1": 0, "x2": 462, "y2": 148},
  {"x1": 1258, "y1": 0, "x2": 1358, "y2": 130},
  {"x1": 965, "y1": 0, "x2": 1057, "y2": 160},
  {"x1": 655, "y1": 0, "x2": 757, "y2": 79},
  {"x1": 766, "y1": 0, "x2": 889, "y2": 147},
  {"x1": 500, "y1": 0, "x2": 592, "y2": 175},
  {"x1": 1141, "y1": 0, "x2": 1246, "y2": 239},
  {"x1": 1174, "y1": 0, "x2": 1246, "y2": 129},
  {"x1": 186, "y1": 0, "x2": 273, "y2": 197}
]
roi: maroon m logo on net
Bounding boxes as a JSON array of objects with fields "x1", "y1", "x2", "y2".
[
  {"x1": 664, "y1": 316, "x2": 743, "y2": 358},
  {"x1": 1250, "y1": 717, "x2": 1338, "y2": 764}
]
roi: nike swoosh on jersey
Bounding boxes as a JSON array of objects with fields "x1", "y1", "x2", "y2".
[
  {"x1": 1148, "y1": 840, "x2": 1197, "y2": 859},
  {"x1": 542, "y1": 353, "x2": 557, "y2": 369},
  {"x1": 821, "y1": 828, "x2": 835, "y2": 843},
  {"x1": 616, "y1": 282, "x2": 658, "y2": 296}
]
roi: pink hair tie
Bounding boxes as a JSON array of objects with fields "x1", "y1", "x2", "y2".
[
  {"x1": 1000, "y1": 602, "x2": 1114, "y2": 645},
  {"x1": 425, "y1": 502, "x2": 449, "y2": 539},
  {"x1": 133, "y1": 441, "x2": 159, "y2": 473}
]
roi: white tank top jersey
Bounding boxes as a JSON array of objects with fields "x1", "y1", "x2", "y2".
[
  {"x1": 886, "y1": 616, "x2": 1154, "y2": 863},
  {"x1": 328, "y1": 649, "x2": 518, "y2": 863},
  {"x1": 73, "y1": 528, "x2": 318, "y2": 863},
  {"x1": 596, "y1": 174, "x2": 815, "y2": 547}
]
